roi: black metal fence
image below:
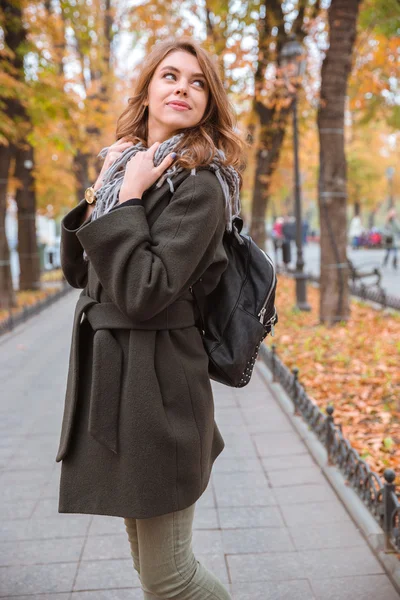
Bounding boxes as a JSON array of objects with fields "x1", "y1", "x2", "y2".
[
  {"x1": 304, "y1": 271, "x2": 400, "y2": 312},
  {"x1": 259, "y1": 342, "x2": 400, "y2": 553},
  {"x1": 0, "y1": 279, "x2": 72, "y2": 336}
]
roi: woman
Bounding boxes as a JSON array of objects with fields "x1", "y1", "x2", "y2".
[{"x1": 55, "y1": 36, "x2": 247, "y2": 599}]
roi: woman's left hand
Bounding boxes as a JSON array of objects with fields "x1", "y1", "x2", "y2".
[{"x1": 119, "y1": 142, "x2": 177, "y2": 203}]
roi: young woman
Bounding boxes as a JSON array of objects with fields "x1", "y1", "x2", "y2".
[{"x1": 55, "y1": 37, "x2": 247, "y2": 599}]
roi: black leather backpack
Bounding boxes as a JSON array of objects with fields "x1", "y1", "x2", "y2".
[{"x1": 190, "y1": 216, "x2": 278, "y2": 387}]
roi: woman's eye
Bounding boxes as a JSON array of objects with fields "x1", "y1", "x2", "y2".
[{"x1": 163, "y1": 72, "x2": 205, "y2": 88}]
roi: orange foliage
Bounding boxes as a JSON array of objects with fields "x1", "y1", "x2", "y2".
[{"x1": 265, "y1": 276, "x2": 400, "y2": 479}]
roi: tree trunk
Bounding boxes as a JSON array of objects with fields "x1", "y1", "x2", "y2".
[
  {"x1": 0, "y1": 143, "x2": 16, "y2": 310},
  {"x1": 250, "y1": 107, "x2": 291, "y2": 249},
  {"x1": 15, "y1": 144, "x2": 41, "y2": 291},
  {"x1": 1, "y1": 0, "x2": 39, "y2": 293},
  {"x1": 317, "y1": 0, "x2": 361, "y2": 324},
  {"x1": 249, "y1": 0, "x2": 308, "y2": 249}
]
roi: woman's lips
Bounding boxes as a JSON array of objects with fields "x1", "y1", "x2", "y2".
[{"x1": 167, "y1": 103, "x2": 190, "y2": 111}]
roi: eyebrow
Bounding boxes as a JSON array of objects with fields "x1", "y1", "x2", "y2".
[{"x1": 160, "y1": 65, "x2": 206, "y2": 79}]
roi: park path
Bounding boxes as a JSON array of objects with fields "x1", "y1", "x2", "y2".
[{"x1": 0, "y1": 289, "x2": 398, "y2": 599}]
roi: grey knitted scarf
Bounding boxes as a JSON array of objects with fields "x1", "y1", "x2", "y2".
[{"x1": 82, "y1": 132, "x2": 241, "y2": 261}]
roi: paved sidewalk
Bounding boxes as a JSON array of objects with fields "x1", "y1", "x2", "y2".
[{"x1": 0, "y1": 290, "x2": 398, "y2": 599}]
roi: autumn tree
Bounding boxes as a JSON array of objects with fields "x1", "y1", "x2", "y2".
[
  {"x1": 317, "y1": 0, "x2": 362, "y2": 324},
  {"x1": 0, "y1": 0, "x2": 40, "y2": 305}
]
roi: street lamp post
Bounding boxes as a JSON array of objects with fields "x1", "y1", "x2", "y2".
[
  {"x1": 280, "y1": 36, "x2": 311, "y2": 311},
  {"x1": 386, "y1": 166, "x2": 395, "y2": 210}
]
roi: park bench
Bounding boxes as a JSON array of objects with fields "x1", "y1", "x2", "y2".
[{"x1": 347, "y1": 258, "x2": 382, "y2": 289}]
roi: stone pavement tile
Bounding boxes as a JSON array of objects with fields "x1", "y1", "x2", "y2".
[
  {"x1": 222, "y1": 526, "x2": 295, "y2": 553},
  {"x1": 240, "y1": 405, "x2": 293, "y2": 426},
  {"x1": 6, "y1": 451, "x2": 56, "y2": 470},
  {"x1": 3, "y1": 595, "x2": 71, "y2": 600},
  {"x1": 273, "y1": 483, "x2": 338, "y2": 505},
  {"x1": 88, "y1": 515, "x2": 125, "y2": 536},
  {"x1": 196, "y1": 482, "x2": 216, "y2": 508},
  {"x1": 1, "y1": 478, "x2": 50, "y2": 502},
  {"x1": 212, "y1": 457, "x2": 264, "y2": 474},
  {"x1": 0, "y1": 436, "x2": 25, "y2": 452},
  {"x1": 253, "y1": 432, "x2": 307, "y2": 457},
  {"x1": 261, "y1": 453, "x2": 316, "y2": 471},
  {"x1": 230, "y1": 580, "x2": 316, "y2": 600},
  {"x1": 0, "y1": 562, "x2": 77, "y2": 596},
  {"x1": 227, "y1": 551, "x2": 305, "y2": 582},
  {"x1": 193, "y1": 529, "x2": 224, "y2": 554},
  {"x1": 71, "y1": 591, "x2": 143, "y2": 600},
  {"x1": 0, "y1": 468, "x2": 53, "y2": 486},
  {"x1": 214, "y1": 482, "x2": 277, "y2": 507},
  {"x1": 31, "y1": 497, "x2": 62, "y2": 518},
  {"x1": 41, "y1": 469, "x2": 63, "y2": 499},
  {"x1": 193, "y1": 506, "x2": 219, "y2": 529},
  {"x1": 197, "y1": 553, "x2": 230, "y2": 584},
  {"x1": 212, "y1": 393, "x2": 237, "y2": 408},
  {"x1": 267, "y1": 466, "x2": 327, "y2": 487},
  {"x1": 244, "y1": 416, "x2": 294, "y2": 434},
  {"x1": 0, "y1": 514, "x2": 91, "y2": 542},
  {"x1": 81, "y1": 533, "x2": 131, "y2": 561},
  {"x1": 214, "y1": 407, "x2": 247, "y2": 425},
  {"x1": 218, "y1": 506, "x2": 284, "y2": 529},
  {"x1": 73, "y1": 558, "x2": 140, "y2": 591},
  {"x1": 0, "y1": 499, "x2": 36, "y2": 520},
  {"x1": 289, "y1": 520, "x2": 365, "y2": 551},
  {"x1": 0, "y1": 447, "x2": 15, "y2": 469},
  {"x1": 219, "y1": 423, "x2": 251, "y2": 435},
  {"x1": 301, "y1": 546, "x2": 384, "y2": 579},
  {"x1": 310, "y1": 574, "x2": 400, "y2": 600},
  {"x1": 213, "y1": 470, "x2": 269, "y2": 488},
  {"x1": 280, "y1": 500, "x2": 351, "y2": 528},
  {"x1": 0, "y1": 536, "x2": 85, "y2": 566},
  {"x1": 219, "y1": 433, "x2": 258, "y2": 458}
]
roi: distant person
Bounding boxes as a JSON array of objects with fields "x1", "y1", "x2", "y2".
[
  {"x1": 272, "y1": 217, "x2": 284, "y2": 265},
  {"x1": 383, "y1": 208, "x2": 400, "y2": 270},
  {"x1": 348, "y1": 215, "x2": 363, "y2": 249}
]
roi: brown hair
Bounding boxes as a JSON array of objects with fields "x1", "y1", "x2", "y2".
[{"x1": 115, "y1": 37, "x2": 248, "y2": 189}]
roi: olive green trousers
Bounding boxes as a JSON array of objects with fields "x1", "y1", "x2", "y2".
[{"x1": 124, "y1": 501, "x2": 232, "y2": 599}]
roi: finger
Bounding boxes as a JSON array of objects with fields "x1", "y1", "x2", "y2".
[
  {"x1": 147, "y1": 141, "x2": 161, "y2": 156},
  {"x1": 155, "y1": 152, "x2": 177, "y2": 174}
]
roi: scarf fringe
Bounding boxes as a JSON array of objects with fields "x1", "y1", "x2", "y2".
[{"x1": 83, "y1": 133, "x2": 241, "y2": 261}]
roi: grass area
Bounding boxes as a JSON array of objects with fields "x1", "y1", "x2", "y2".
[
  {"x1": 264, "y1": 275, "x2": 400, "y2": 480},
  {"x1": 0, "y1": 269, "x2": 65, "y2": 324}
]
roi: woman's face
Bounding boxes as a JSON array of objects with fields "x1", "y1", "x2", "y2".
[{"x1": 146, "y1": 50, "x2": 209, "y2": 146}]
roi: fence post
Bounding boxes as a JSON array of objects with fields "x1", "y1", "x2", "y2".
[
  {"x1": 326, "y1": 405, "x2": 335, "y2": 466},
  {"x1": 383, "y1": 469, "x2": 397, "y2": 553},
  {"x1": 271, "y1": 344, "x2": 277, "y2": 383},
  {"x1": 292, "y1": 367, "x2": 300, "y2": 415}
]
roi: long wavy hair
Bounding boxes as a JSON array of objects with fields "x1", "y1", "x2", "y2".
[{"x1": 115, "y1": 37, "x2": 248, "y2": 189}]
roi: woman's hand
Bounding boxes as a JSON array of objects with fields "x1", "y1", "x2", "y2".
[
  {"x1": 118, "y1": 142, "x2": 177, "y2": 203},
  {"x1": 94, "y1": 136, "x2": 135, "y2": 192}
]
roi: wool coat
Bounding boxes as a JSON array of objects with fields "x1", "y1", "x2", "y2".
[{"x1": 55, "y1": 167, "x2": 229, "y2": 519}]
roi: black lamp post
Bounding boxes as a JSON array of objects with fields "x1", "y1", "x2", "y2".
[
  {"x1": 386, "y1": 166, "x2": 395, "y2": 210},
  {"x1": 280, "y1": 36, "x2": 311, "y2": 311}
]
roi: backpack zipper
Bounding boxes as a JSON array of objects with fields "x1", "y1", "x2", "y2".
[{"x1": 257, "y1": 250, "x2": 277, "y2": 324}]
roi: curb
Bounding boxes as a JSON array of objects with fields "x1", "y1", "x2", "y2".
[
  {"x1": 0, "y1": 283, "x2": 74, "y2": 344},
  {"x1": 256, "y1": 358, "x2": 400, "y2": 596}
]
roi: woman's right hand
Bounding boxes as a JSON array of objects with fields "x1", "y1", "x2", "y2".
[{"x1": 94, "y1": 136, "x2": 135, "y2": 191}]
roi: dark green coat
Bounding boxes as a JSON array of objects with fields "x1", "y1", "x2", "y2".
[{"x1": 55, "y1": 167, "x2": 229, "y2": 519}]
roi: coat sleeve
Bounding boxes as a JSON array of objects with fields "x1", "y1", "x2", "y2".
[
  {"x1": 76, "y1": 169, "x2": 227, "y2": 321},
  {"x1": 60, "y1": 199, "x2": 93, "y2": 289}
]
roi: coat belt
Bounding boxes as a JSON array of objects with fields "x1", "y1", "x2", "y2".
[{"x1": 55, "y1": 291, "x2": 196, "y2": 462}]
